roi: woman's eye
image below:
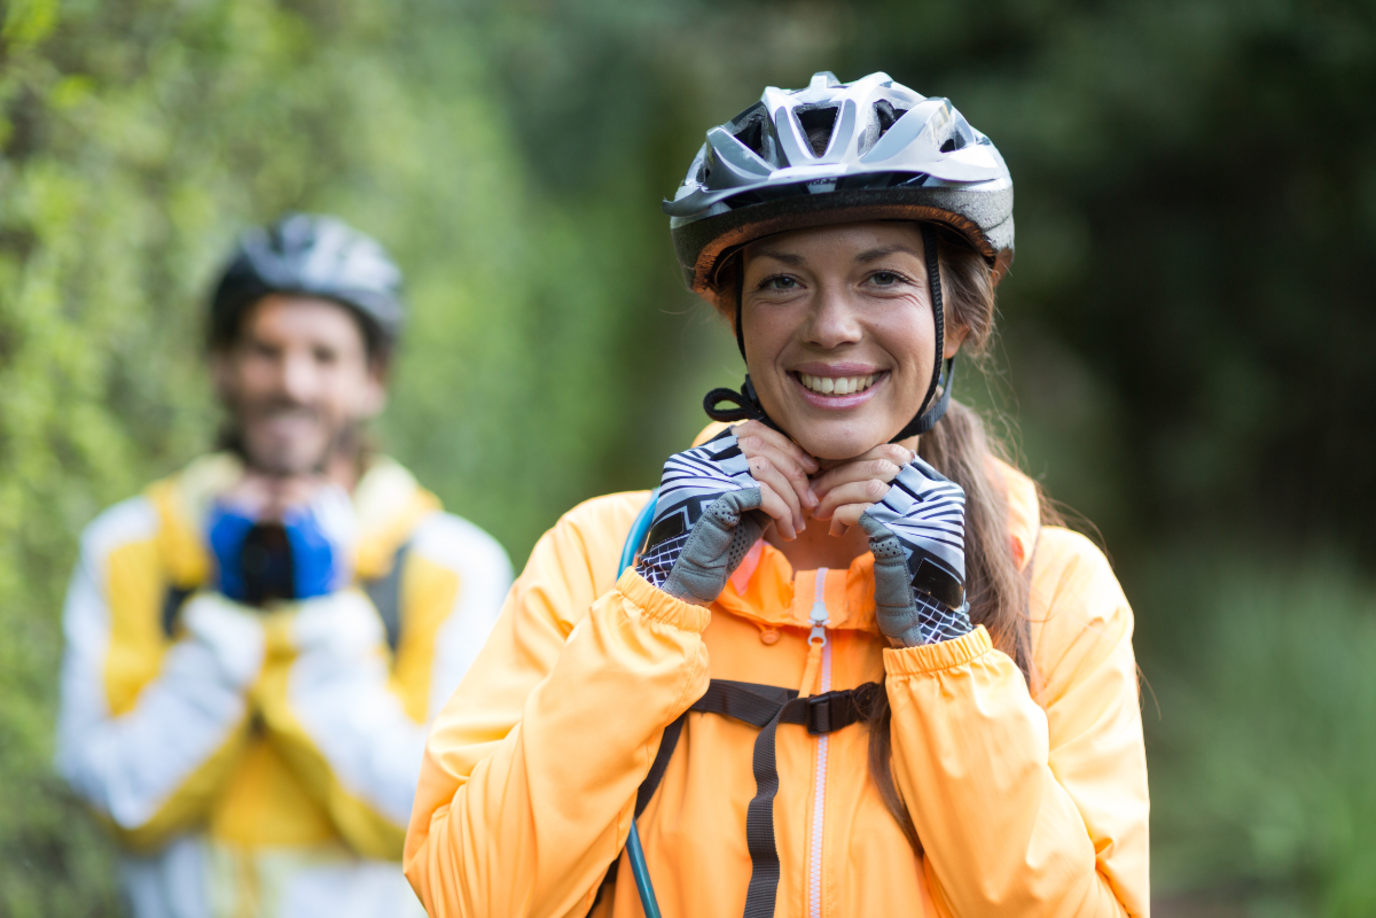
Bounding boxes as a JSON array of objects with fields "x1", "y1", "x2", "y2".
[
  {"x1": 869, "y1": 271, "x2": 903, "y2": 287},
  {"x1": 761, "y1": 275, "x2": 798, "y2": 291}
]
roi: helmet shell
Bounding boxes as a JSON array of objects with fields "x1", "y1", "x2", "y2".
[
  {"x1": 209, "y1": 213, "x2": 405, "y2": 354},
  {"x1": 665, "y1": 72, "x2": 1013, "y2": 297}
]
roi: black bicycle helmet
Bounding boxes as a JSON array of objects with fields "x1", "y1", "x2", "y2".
[{"x1": 209, "y1": 213, "x2": 404, "y2": 358}]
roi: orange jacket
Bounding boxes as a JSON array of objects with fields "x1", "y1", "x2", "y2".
[{"x1": 404, "y1": 458, "x2": 1149, "y2": 917}]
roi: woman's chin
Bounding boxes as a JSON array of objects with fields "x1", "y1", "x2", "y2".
[{"x1": 784, "y1": 422, "x2": 890, "y2": 463}]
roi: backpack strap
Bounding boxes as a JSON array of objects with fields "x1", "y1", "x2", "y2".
[
  {"x1": 362, "y1": 542, "x2": 410, "y2": 652},
  {"x1": 636, "y1": 714, "x2": 688, "y2": 819},
  {"x1": 161, "y1": 585, "x2": 195, "y2": 638},
  {"x1": 613, "y1": 678, "x2": 882, "y2": 918},
  {"x1": 598, "y1": 489, "x2": 883, "y2": 918}
]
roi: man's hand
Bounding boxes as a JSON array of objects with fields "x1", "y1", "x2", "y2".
[
  {"x1": 178, "y1": 593, "x2": 267, "y2": 688},
  {"x1": 208, "y1": 474, "x2": 357, "y2": 606},
  {"x1": 291, "y1": 589, "x2": 386, "y2": 660},
  {"x1": 217, "y1": 472, "x2": 333, "y2": 520}
]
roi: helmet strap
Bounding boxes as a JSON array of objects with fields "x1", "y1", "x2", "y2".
[
  {"x1": 891, "y1": 356, "x2": 955, "y2": 441},
  {"x1": 733, "y1": 261, "x2": 747, "y2": 360},
  {"x1": 701, "y1": 222, "x2": 955, "y2": 443},
  {"x1": 887, "y1": 222, "x2": 954, "y2": 442},
  {"x1": 703, "y1": 376, "x2": 785, "y2": 434}
]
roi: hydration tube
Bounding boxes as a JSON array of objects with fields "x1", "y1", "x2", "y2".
[{"x1": 618, "y1": 489, "x2": 663, "y2": 918}]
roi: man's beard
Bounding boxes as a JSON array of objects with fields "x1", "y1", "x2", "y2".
[{"x1": 217, "y1": 404, "x2": 366, "y2": 477}]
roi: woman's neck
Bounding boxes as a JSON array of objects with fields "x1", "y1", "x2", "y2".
[{"x1": 764, "y1": 511, "x2": 872, "y2": 574}]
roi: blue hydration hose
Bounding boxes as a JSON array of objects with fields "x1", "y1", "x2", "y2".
[{"x1": 618, "y1": 489, "x2": 662, "y2": 918}]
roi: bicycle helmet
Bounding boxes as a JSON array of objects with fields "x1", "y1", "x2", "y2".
[
  {"x1": 209, "y1": 213, "x2": 405, "y2": 359},
  {"x1": 665, "y1": 71, "x2": 1014, "y2": 441}
]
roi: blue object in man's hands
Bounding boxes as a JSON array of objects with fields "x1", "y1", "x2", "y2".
[{"x1": 208, "y1": 488, "x2": 355, "y2": 606}]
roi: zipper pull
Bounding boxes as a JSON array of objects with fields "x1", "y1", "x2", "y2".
[
  {"x1": 799, "y1": 568, "x2": 829, "y2": 696},
  {"x1": 809, "y1": 567, "x2": 830, "y2": 647}
]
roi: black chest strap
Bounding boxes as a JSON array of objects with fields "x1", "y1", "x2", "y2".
[{"x1": 613, "y1": 678, "x2": 882, "y2": 918}]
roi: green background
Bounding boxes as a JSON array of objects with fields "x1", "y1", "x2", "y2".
[{"x1": 2, "y1": 0, "x2": 1373, "y2": 914}]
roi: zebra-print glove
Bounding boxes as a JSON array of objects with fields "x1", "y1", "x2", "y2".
[
  {"x1": 858, "y1": 457, "x2": 973, "y2": 647},
  {"x1": 636, "y1": 429, "x2": 766, "y2": 605}
]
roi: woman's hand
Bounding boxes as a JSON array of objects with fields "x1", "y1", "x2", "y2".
[
  {"x1": 732, "y1": 420, "x2": 820, "y2": 541},
  {"x1": 809, "y1": 443, "x2": 917, "y2": 537},
  {"x1": 635, "y1": 428, "x2": 770, "y2": 605},
  {"x1": 858, "y1": 457, "x2": 972, "y2": 646}
]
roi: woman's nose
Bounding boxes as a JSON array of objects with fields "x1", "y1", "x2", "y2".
[{"x1": 802, "y1": 286, "x2": 864, "y2": 349}]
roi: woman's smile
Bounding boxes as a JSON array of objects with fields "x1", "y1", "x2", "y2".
[{"x1": 791, "y1": 363, "x2": 889, "y2": 408}]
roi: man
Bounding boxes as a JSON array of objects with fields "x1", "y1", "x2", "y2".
[{"x1": 55, "y1": 214, "x2": 512, "y2": 917}]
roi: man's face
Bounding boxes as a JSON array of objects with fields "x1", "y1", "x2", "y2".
[{"x1": 213, "y1": 294, "x2": 386, "y2": 476}]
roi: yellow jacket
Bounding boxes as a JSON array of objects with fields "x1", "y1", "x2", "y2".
[
  {"x1": 56, "y1": 453, "x2": 511, "y2": 917},
  {"x1": 404, "y1": 455, "x2": 1149, "y2": 918}
]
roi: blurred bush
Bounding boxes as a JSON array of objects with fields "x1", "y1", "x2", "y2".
[
  {"x1": 1139, "y1": 550, "x2": 1376, "y2": 916},
  {"x1": 3, "y1": 0, "x2": 1373, "y2": 914}
]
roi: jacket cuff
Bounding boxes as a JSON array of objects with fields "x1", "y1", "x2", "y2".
[
  {"x1": 616, "y1": 569, "x2": 711, "y2": 634},
  {"x1": 883, "y1": 625, "x2": 992, "y2": 675}
]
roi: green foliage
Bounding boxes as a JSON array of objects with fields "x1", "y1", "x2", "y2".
[
  {"x1": 3, "y1": 0, "x2": 1373, "y2": 914},
  {"x1": 0, "y1": 2, "x2": 736, "y2": 911}
]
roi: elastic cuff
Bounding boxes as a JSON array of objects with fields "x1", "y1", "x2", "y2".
[
  {"x1": 883, "y1": 625, "x2": 992, "y2": 675},
  {"x1": 616, "y1": 568, "x2": 712, "y2": 634}
]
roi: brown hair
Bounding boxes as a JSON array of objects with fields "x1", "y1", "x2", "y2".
[
  {"x1": 874, "y1": 225, "x2": 1044, "y2": 851},
  {"x1": 725, "y1": 223, "x2": 1048, "y2": 852}
]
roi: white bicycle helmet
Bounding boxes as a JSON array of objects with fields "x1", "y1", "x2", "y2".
[
  {"x1": 666, "y1": 71, "x2": 1014, "y2": 441},
  {"x1": 666, "y1": 71, "x2": 1013, "y2": 295},
  {"x1": 210, "y1": 213, "x2": 404, "y2": 356}
]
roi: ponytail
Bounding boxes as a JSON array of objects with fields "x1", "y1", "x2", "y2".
[{"x1": 862, "y1": 226, "x2": 1052, "y2": 853}]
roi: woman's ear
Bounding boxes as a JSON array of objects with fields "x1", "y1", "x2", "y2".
[{"x1": 944, "y1": 323, "x2": 970, "y2": 359}]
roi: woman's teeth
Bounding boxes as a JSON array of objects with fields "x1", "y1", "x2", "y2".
[{"x1": 798, "y1": 373, "x2": 878, "y2": 396}]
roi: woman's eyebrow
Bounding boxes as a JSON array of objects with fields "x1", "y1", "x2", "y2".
[
  {"x1": 855, "y1": 244, "x2": 920, "y2": 263},
  {"x1": 750, "y1": 249, "x2": 806, "y2": 266}
]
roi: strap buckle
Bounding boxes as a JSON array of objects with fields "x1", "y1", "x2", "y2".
[
  {"x1": 803, "y1": 690, "x2": 849, "y2": 735},
  {"x1": 804, "y1": 683, "x2": 885, "y2": 734}
]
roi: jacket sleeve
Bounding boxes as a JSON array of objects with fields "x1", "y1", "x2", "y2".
[
  {"x1": 403, "y1": 495, "x2": 711, "y2": 918},
  {"x1": 55, "y1": 498, "x2": 259, "y2": 850},
  {"x1": 884, "y1": 527, "x2": 1150, "y2": 918},
  {"x1": 255, "y1": 513, "x2": 512, "y2": 861}
]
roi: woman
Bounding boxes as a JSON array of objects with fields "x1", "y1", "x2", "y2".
[{"x1": 404, "y1": 71, "x2": 1148, "y2": 917}]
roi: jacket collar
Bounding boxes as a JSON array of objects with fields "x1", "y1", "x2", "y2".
[{"x1": 148, "y1": 452, "x2": 440, "y2": 589}]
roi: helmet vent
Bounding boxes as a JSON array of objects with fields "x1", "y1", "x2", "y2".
[
  {"x1": 734, "y1": 118, "x2": 767, "y2": 159},
  {"x1": 874, "y1": 100, "x2": 906, "y2": 139},
  {"x1": 665, "y1": 72, "x2": 1014, "y2": 293},
  {"x1": 796, "y1": 105, "x2": 838, "y2": 157}
]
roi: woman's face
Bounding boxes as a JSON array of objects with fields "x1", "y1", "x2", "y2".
[{"x1": 740, "y1": 221, "x2": 960, "y2": 461}]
